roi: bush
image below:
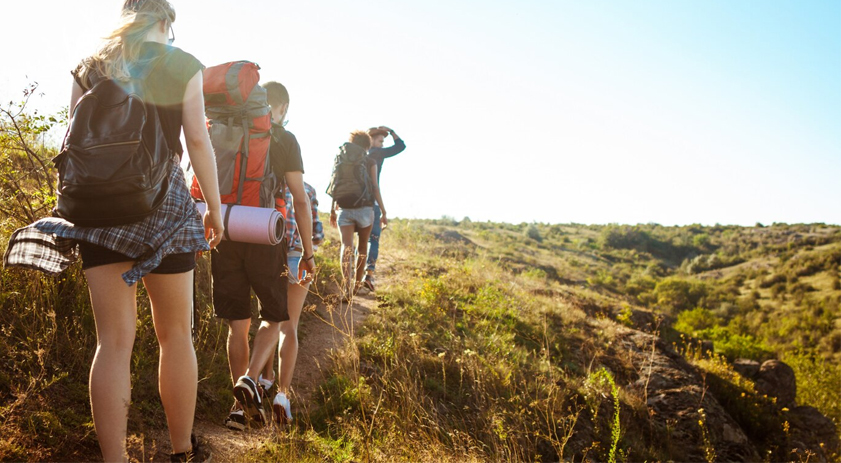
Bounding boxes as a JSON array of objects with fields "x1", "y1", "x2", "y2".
[
  {"x1": 524, "y1": 224, "x2": 542, "y2": 242},
  {"x1": 652, "y1": 277, "x2": 708, "y2": 314},
  {"x1": 783, "y1": 352, "x2": 841, "y2": 427},
  {"x1": 674, "y1": 308, "x2": 720, "y2": 332},
  {"x1": 598, "y1": 225, "x2": 651, "y2": 252},
  {"x1": 624, "y1": 274, "x2": 657, "y2": 296},
  {"x1": 683, "y1": 253, "x2": 745, "y2": 274}
]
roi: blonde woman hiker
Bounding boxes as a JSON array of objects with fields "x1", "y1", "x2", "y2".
[
  {"x1": 258, "y1": 181, "x2": 324, "y2": 426},
  {"x1": 327, "y1": 131, "x2": 388, "y2": 300},
  {"x1": 4, "y1": 0, "x2": 223, "y2": 461}
]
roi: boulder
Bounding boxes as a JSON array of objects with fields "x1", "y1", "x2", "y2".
[
  {"x1": 754, "y1": 359, "x2": 796, "y2": 408},
  {"x1": 787, "y1": 405, "x2": 840, "y2": 462},
  {"x1": 732, "y1": 358, "x2": 760, "y2": 379}
]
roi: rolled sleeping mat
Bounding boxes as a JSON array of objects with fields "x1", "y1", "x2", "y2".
[{"x1": 195, "y1": 202, "x2": 285, "y2": 246}]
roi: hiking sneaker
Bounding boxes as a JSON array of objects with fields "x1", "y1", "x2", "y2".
[
  {"x1": 258, "y1": 375, "x2": 274, "y2": 396},
  {"x1": 273, "y1": 392, "x2": 293, "y2": 427},
  {"x1": 363, "y1": 273, "x2": 376, "y2": 292},
  {"x1": 170, "y1": 433, "x2": 212, "y2": 462},
  {"x1": 233, "y1": 375, "x2": 267, "y2": 425},
  {"x1": 223, "y1": 408, "x2": 246, "y2": 431},
  {"x1": 258, "y1": 376, "x2": 273, "y2": 421}
]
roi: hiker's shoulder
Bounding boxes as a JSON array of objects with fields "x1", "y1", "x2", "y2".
[
  {"x1": 152, "y1": 44, "x2": 204, "y2": 81},
  {"x1": 270, "y1": 125, "x2": 303, "y2": 172},
  {"x1": 271, "y1": 124, "x2": 299, "y2": 149}
]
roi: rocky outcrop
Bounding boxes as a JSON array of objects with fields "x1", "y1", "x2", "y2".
[
  {"x1": 732, "y1": 358, "x2": 760, "y2": 379},
  {"x1": 755, "y1": 359, "x2": 797, "y2": 408},
  {"x1": 787, "y1": 405, "x2": 840, "y2": 463},
  {"x1": 618, "y1": 329, "x2": 761, "y2": 462}
]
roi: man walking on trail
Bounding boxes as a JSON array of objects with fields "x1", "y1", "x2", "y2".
[
  {"x1": 363, "y1": 126, "x2": 405, "y2": 292},
  {"x1": 218, "y1": 80, "x2": 315, "y2": 431}
]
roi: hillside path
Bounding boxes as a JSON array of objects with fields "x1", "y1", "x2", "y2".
[{"x1": 128, "y1": 280, "x2": 378, "y2": 462}]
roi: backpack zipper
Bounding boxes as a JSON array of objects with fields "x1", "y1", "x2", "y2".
[{"x1": 87, "y1": 140, "x2": 141, "y2": 150}]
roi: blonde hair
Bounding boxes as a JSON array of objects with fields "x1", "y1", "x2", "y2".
[
  {"x1": 349, "y1": 130, "x2": 372, "y2": 150},
  {"x1": 78, "y1": 0, "x2": 176, "y2": 83}
]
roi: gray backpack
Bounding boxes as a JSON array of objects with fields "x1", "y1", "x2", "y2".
[{"x1": 326, "y1": 142, "x2": 374, "y2": 209}]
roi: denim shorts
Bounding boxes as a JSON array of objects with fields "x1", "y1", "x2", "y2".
[
  {"x1": 337, "y1": 207, "x2": 374, "y2": 229},
  {"x1": 287, "y1": 250, "x2": 302, "y2": 284}
]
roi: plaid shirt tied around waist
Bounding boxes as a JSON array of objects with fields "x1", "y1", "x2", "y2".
[
  {"x1": 284, "y1": 182, "x2": 324, "y2": 252},
  {"x1": 3, "y1": 158, "x2": 209, "y2": 285}
]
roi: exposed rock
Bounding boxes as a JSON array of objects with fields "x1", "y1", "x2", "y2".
[
  {"x1": 626, "y1": 308, "x2": 655, "y2": 329},
  {"x1": 618, "y1": 329, "x2": 760, "y2": 461},
  {"x1": 787, "y1": 405, "x2": 840, "y2": 462},
  {"x1": 732, "y1": 358, "x2": 760, "y2": 379},
  {"x1": 435, "y1": 230, "x2": 473, "y2": 245},
  {"x1": 755, "y1": 359, "x2": 796, "y2": 408}
]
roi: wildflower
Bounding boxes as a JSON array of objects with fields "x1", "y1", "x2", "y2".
[{"x1": 438, "y1": 352, "x2": 446, "y2": 358}]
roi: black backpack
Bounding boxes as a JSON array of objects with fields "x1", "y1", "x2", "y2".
[
  {"x1": 326, "y1": 142, "x2": 374, "y2": 209},
  {"x1": 53, "y1": 65, "x2": 172, "y2": 227}
]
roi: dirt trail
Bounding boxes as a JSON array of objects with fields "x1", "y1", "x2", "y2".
[{"x1": 127, "y1": 286, "x2": 378, "y2": 462}]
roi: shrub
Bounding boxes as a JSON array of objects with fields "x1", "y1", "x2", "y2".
[
  {"x1": 598, "y1": 225, "x2": 651, "y2": 252},
  {"x1": 693, "y1": 233, "x2": 711, "y2": 248},
  {"x1": 524, "y1": 224, "x2": 542, "y2": 242},
  {"x1": 674, "y1": 308, "x2": 720, "y2": 333},
  {"x1": 652, "y1": 277, "x2": 708, "y2": 314},
  {"x1": 624, "y1": 274, "x2": 657, "y2": 296},
  {"x1": 783, "y1": 351, "x2": 841, "y2": 427}
]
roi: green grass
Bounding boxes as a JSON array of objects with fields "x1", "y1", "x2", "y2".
[{"x1": 3, "y1": 100, "x2": 840, "y2": 460}]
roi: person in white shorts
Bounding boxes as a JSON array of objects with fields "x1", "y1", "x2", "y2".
[{"x1": 329, "y1": 131, "x2": 387, "y2": 300}]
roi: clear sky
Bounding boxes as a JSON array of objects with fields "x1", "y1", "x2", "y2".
[{"x1": 1, "y1": 0, "x2": 839, "y2": 226}]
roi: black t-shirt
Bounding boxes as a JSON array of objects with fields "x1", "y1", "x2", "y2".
[
  {"x1": 72, "y1": 43, "x2": 204, "y2": 157},
  {"x1": 270, "y1": 122, "x2": 304, "y2": 178}
]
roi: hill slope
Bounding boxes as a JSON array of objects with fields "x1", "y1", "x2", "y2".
[{"x1": 1, "y1": 219, "x2": 839, "y2": 461}]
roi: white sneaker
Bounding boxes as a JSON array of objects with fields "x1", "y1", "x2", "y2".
[{"x1": 273, "y1": 392, "x2": 293, "y2": 426}]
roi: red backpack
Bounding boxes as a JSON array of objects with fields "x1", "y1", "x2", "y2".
[{"x1": 190, "y1": 61, "x2": 286, "y2": 216}]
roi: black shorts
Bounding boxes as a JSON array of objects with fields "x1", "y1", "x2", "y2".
[
  {"x1": 79, "y1": 241, "x2": 196, "y2": 274},
  {"x1": 210, "y1": 240, "x2": 288, "y2": 323}
]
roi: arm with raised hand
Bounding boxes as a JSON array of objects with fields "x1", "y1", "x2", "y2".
[
  {"x1": 371, "y1": 126, "x2": 406, "y2": 159},
  {"x1": 182, "y1": 70, "x2": 224, "y2": 248}
]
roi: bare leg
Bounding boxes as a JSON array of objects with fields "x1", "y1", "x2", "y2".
[
  {"x1": 85, "y1": 262, "x2": 137, "y2": 463},
  {"x1": 355, "y1": 225, "x2": 373, "y2": 288},
  {"x1": 278, "y1": 281, "x2": 309, "y2": 393},
  {"x1": 339, "y1": 225, "x2": 357, "y2": 294},
  {"x1": 227, "y1": 319, "x2": 251, "y2": 386},
  {"x1": 143, "y1": 271, "x2": 197, "y2": 454},
  {"x1": 244, "y1": 320, "x2": 280, "y2": 380},
  {"x1": 260, "y1": 355, "x2": 275, "y2": 385}
]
